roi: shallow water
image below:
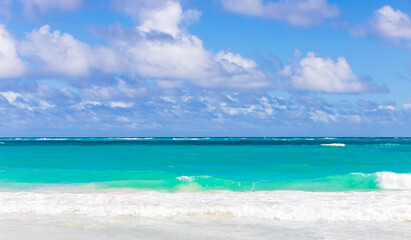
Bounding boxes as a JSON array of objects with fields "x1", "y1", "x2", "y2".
[{"x1": 0, "y1": 137, "x2": 410, "y2": 239}]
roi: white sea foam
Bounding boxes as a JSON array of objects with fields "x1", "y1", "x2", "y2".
[
  {"x1": 321, "y1": 143, "x2": 346, "y2": 147},
  {"x1": 108, "y1": 138, "x2": 153, "y2": 140},
  {"x1": 173, "y1": 138, "x2": 200, "y2": 141},
  {"x1": 377, "y1": 172, "x2": 411, "y2": 190},
  {"x1": 176, "y1": 176, "x2": 195, "y2": 183},
  {"x1": 0, "y1": 191, "x2": 410, "y2": 222},
  {"x1": 176, "y1": 176, "x2": 210, "y2": 183},
  {"x1": 35, "y1": 138, "x2": 69, "y2": 141}
]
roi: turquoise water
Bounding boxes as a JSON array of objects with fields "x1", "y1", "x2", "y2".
[
  {"x1": 0, "y1": 137, "x2": 410, "y2": 192},
  {"x1": 0, "y1": 137, "x2": 410, "y2": 239}
]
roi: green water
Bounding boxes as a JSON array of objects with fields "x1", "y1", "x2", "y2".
[{"x1": 0, "y1": 138, "x2": 410, "y2": 192}]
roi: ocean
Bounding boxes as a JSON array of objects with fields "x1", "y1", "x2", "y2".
[{"x1": 0, "y1": 137, "x2": 410, "y2": 239}]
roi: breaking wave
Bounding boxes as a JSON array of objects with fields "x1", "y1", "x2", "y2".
[
  {"x1": 321, "y1": 143, "x2": 346, "y2": 147},
  {"x1": 0, "y1": 191, "x2": 409, "y2": 222}
]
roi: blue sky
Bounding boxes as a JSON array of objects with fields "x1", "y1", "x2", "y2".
[{"x1": 0, "y1": 0, "x2": 410, "y2": 137}]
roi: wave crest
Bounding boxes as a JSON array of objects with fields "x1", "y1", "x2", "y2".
[
  {"x1": 377, "y1": 172, "x2": 411, "y2": 190},
  {"x1": 321, "y1": 143, "x2": 345, "y2": 147}
]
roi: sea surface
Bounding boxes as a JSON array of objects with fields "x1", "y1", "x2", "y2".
[{"x1": 0, "y1": 137, "x2": 410, "y2": 239}]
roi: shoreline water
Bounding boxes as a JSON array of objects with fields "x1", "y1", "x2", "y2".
[{"x1": 0, "y1": 137, "x2": 410, "y2": 239}]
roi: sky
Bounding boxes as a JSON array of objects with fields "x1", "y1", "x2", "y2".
[{"x1": 0, "y1": 0, "x2": 410, "y2": 137}]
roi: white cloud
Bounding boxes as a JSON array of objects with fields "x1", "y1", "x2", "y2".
[
  {"x1": 116, "y1": 116, "x2": 132, "y2": 122},
  {"x1": 125, "y1": 33, "x2": 213, "y2": 80},
  {"x1": 115, "y1": 0, "x2": 212, "y2": 80},
  {"x1": 373, "y1": 5, "x2": 411, "y2": 40},
  {"x1": 0, "y1": 25, "x2": 25, "y2": 78},
  {"x1": 13, "y1": 0, "x2": 267, "y2": 89},
  {"x1": 378, "y1": 105, "x2": 395, "y2": 111},
  {"x1": 220, "y1": 0, "x2": 339, "y2": 27},
  {"x1": 82, "y1": 80, "x2": 147, "y2": 101},
  {"x1": 282, "y1": 52, "x2": 386, "y2": 93},
  {"x1": 0, "y1": 91, "x2": 56, "y2": 110},
  {"x1": 1, "y1": 91, "x2": 21, "y2": 103},
  {"x1": 115, "y1": 0, "x2": 200, "y2": 36},
  {"x1": 20, "y1": 25, "x2": 90, "y2": 76},
  {"x1": 136, "y1": 1, "x2": 192, "y2": 37},
  {"x1": 220, "y1": 102, "x2": 259, "y2": 116},
  {"x1": 351, "y1": 5, "x2": 411, "y2": 46},
  {"x1": 402, "y1": 103, "x2": 411, "y2": 110},
  {"x1": 19, "y1": 25, "x2": 123, "y2": 76},
  {"x1": 114, "y1": 0, "x2": 269, "y2": 89},
  {"x1": 309, "y1": 110, "x2": 338, "y2": 123},
  {"x1": 109, "y1": 101, "x2": 134, "y2": 108},
  {"x1": 215, "y1": 51, "x2": 257, "y2": 73}
]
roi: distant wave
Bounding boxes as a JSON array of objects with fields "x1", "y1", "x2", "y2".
[
  {"x1": 0, "y1": 138, "x2": 410, "y2": 147},
  {"x1": 0, "y1": 190, "x2": 409, "y2": 222},
  {"x1": 108, "y1": 138, "x2": 154, "y2": 140},
  {"x1": 321, "y1": 143, "x2": 346, "y2": 147},
  {"x1": 172, "y1": 138, "x2": 211, "y2": 141},
  {"x1": 35, "y1": 138, "x2": 69, "y2": 141},
  {"x1": 176, "y1": 175, "x2": 211, "y2": 183},
  {"x1": 176, "y1": 176, "x2": 195, "y2": 183}
]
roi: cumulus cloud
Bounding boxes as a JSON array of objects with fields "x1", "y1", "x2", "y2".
[
  {"x1": 351, "y1": 5, "x2": 411, "y2": 47},
  {"x1": 4, "y1": 0, "x2": 387, "y2": 96},
  {"x1": 14, "y1": 0, "x2": 268, "y2": 89},
  {"x1": 123, "y1": 32, "x2": 214, "y2": 81},
  {"x1": 109, "y1": 0, "x2": 269, "y2": 89},
  {"x1": 136, "y1": 0, "x2": 201, "y2": 37},
  {"x1": 19, "y1": 25, "x2": 123, "y2": 76},
  {"x1": 0, "y1": 25, "x2": 25, "y2": 79},
  {"x1": 220, "y1": 0, "x2": 340, "y2": 27},
  {"x1": 374, "y1": 6, "x2": 411, "y2": 40},
  {"x1": 114, "y1": 0, "x2": 201, "y2": 34},
  {"x1": 282, "y1": 52, "x2": 387, "y2": 93}
]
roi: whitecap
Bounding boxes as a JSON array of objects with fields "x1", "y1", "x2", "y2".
[
  {"x1": 173, "y1": 138, "x2": 200, "y2": 141},
  {"x1": 321, "y1": 143, "x2": 345, "y2": 147},
  {"x1": 176, "y1": 176, "x2": 195, "y2": 183},
  {"x1": 109, "y1": 138, "x2": 153, "y2": 140},
  {"x1": 35, "y1": 138, "x2": 68, "y2": 141},
  {"x1": 377, "y1": 172, "x2": 411, "y2": 190}
]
